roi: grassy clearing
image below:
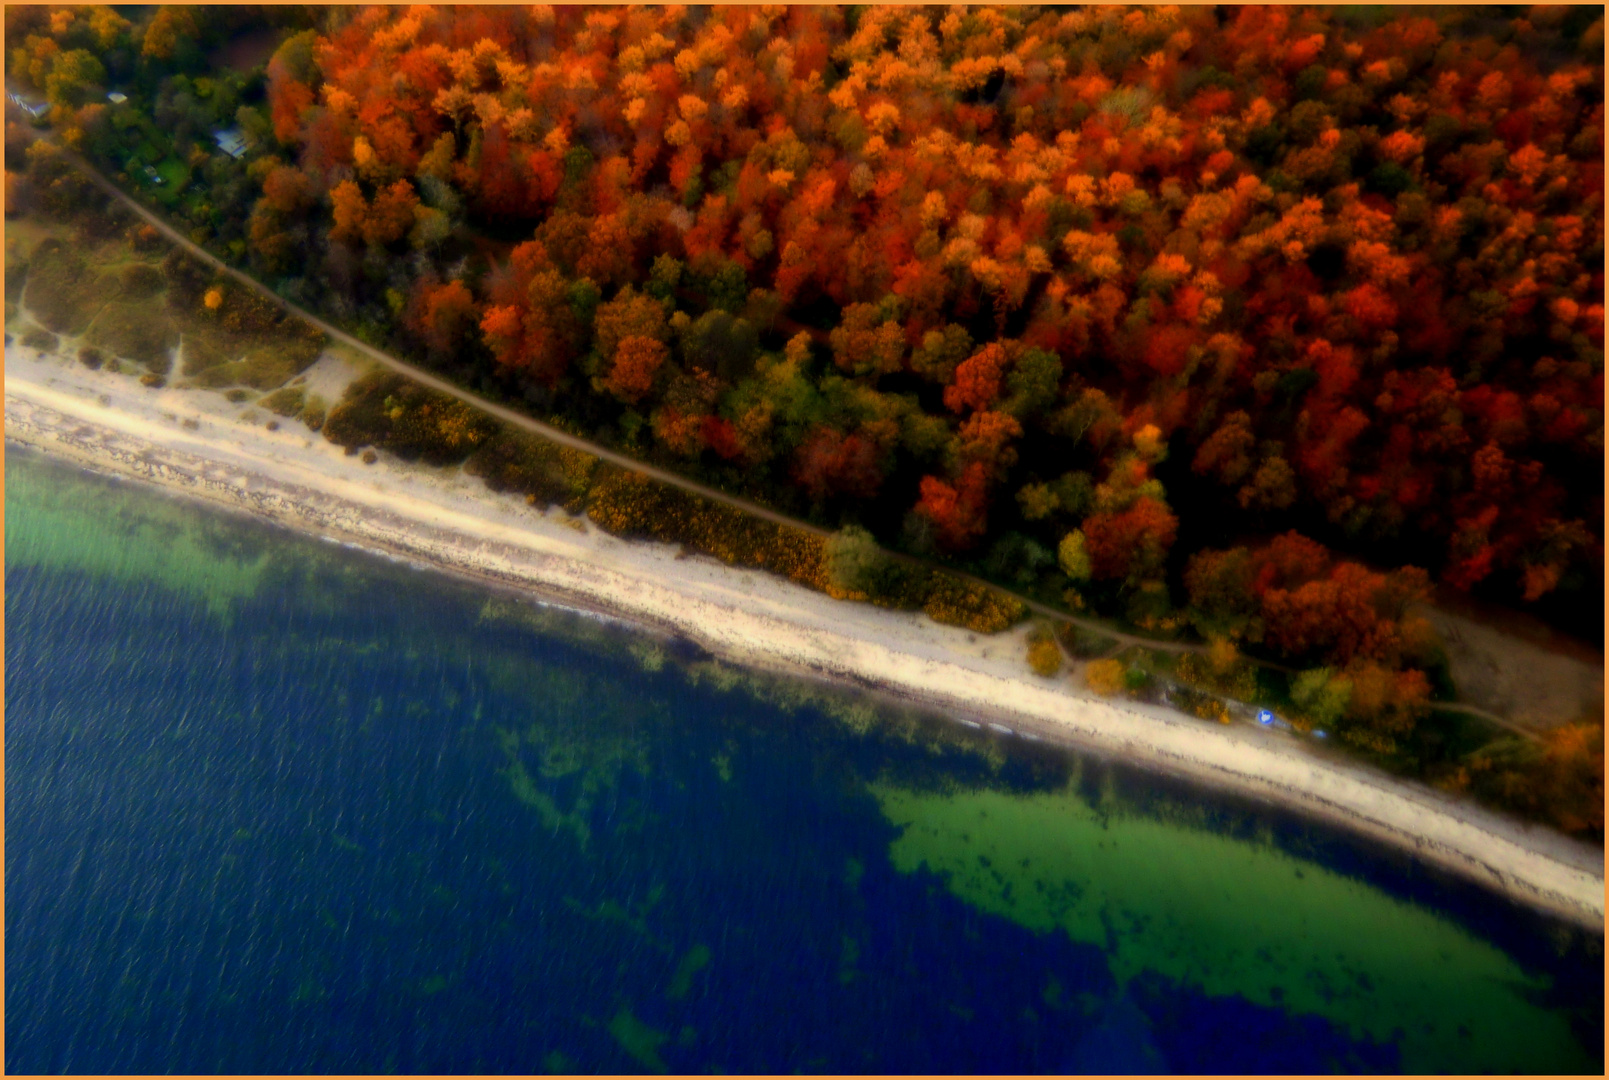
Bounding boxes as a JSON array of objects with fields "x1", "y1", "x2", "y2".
[
  {"x1": 84, "y1": 300, "x2": 179, "y2": 374},
  {"x1": 21, "y1": 239, "x2": 118, "y2": 334},
  {"x1": 168, "y1": 272, "x2": 326, "y2": 390},
  {"x1": 20, "y1": 326, "x2": 59, "y2": 352},
  {"x1": 260, "y1": 385, "x2": 306, "y2": 416},
  {"x1": 5, "y1": 248, "x2": 29, "y2": 307},
  {"x1": 117, "y1": 262, "x2": 166, "y2": 299},
  {"x1": 155, "y1": 158, "x2": 188, "y2": 189},
  {"x1": 180, "y1": 331, "x2": 324, "y2": 390},
  {"x1": 4, "y1": 216, "x2": 75, "y2": 317}
]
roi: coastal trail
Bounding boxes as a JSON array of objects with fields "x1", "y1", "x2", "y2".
[
  {"x1": 49, "y1": 145, "x2": 1541, "y2": 738},
  {"x1": 52, "y1": 146, "x2": 1211, "y2": 658}
]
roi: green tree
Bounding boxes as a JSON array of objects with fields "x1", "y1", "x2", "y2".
[
  {"x1": 680, "y1": 310, "x2": 758, "y2": 382},
  {"x1": 1184, "y1": 546, "x2": 1261, "y2": 641},
  {"x1": 1291, "y1": 668, "x2": 1353, "y2": 728},
  {"x1": 1017, "y1": 482, "x2": 1059, "y2": 521},
  {"x1": 702, "y1": 259, "x2": 748, "y2": 314},
  {"x1": 44, "y1": 49, "x2": 106, "y2": 109},
  {"x1": 825, "y1": 525, "x2": 889, "y2": 594},
  {"x1": 1003, "y1": 347, "x2": 1063, "y2": 418},
  {"x1": 910, "y1": 324, "x2": 973, "y2": 384},
  {"x1": 1058, "y1": 529, "x2": 1092, "y2": 582}
]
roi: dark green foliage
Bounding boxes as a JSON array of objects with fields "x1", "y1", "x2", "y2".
[
  {"x1": 1124, "y1": 579, "x2": 1174, "y2": 631},
  {"x1": 1052, "y1": 472, "x2": 1095, "y2": 519},
  {"x1": 910, "y1": 324, "x2": 972, "y2": 384},
  {"x1": 680, "y1": 310, "x2": 758, "y2": 382},
  {"x1": 562, "y1": 144, "x2": 595, "y2": 187},
  {"x1": 567, "y1": 277, "x2": 600, "y2": 326},
  {"x1": 1293, "y1": 63, "x2": 1328, "y2": 101},
  {"x1": 464, "y1": 428, "x2": 576, "y2": 507},
  {"x1": 701, "y1": 260, "x2": 749, "y2": 315},
  {"x1": 982, "y1": 532, "x2": 1059, "y2": 592},
  {"x1": 1275, "y1": 367, "x2": 1319, "y2": 405},
  {"x1": 645, "y1": 254, "x2": 683, "y2": 302},
  {"x1": 1367, "y1": 161, "x2": 1414, "y2": 197},
  {"x1": 824, "y1": 525, "x2": 934, "y2": 609},
  {"x1": 1243, "y1": 124, "x2": 1286, "y2": 167},
  {"x1": 323, "y1": 369, "x2": 499, "y2": 466},
  {"x1": 1003, "y1": 347, "x2": 1063, "y2": 418}
]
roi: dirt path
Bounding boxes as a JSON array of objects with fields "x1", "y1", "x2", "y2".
[
  {"x1": 51, "y1": 144, "x2": 1215, "y2": 662},
  {"x1": 48, "y1": 145, "x2": 1601, "y2": 733}
]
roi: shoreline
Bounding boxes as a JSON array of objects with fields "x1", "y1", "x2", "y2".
[{"x1": 4, "y1": 344, "x2": 1604, "y2": 931}]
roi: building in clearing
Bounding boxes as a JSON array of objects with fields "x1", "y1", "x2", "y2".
[
  {"x1": 107, "y1": 91, "x2": 128, "y2": 105},
  {"x1": 213, "y1": 127, "x2": 248, "y2": 159}
]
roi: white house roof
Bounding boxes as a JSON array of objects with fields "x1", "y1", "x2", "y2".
[
  {"x1": 8, "y1": 92, "x2": 51, "y2": 118},
  {"x1": 212, "y1": 127, "x2": 248, "y2": 158}
]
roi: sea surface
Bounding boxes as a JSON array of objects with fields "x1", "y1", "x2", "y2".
[{"x1": 5, "y1": 445, "x2": 1603, "y2": 1075}]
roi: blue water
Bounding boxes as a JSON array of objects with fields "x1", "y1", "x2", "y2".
[{"x1": 5, "y1": 447, "x2": 1602, "y2": 1074}]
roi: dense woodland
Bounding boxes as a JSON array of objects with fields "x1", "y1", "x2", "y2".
[{"x1": 6, "y1": 5, "x2": 1603, "y2": 835}]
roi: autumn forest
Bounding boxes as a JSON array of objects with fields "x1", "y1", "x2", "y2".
[{"x1": 6, "y1": 5, "x2": 1604, "y2": 834}]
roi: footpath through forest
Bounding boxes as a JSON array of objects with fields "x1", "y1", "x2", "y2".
[{"x1": 50, "y1": 144, "x2": 1555, "y2": 742}]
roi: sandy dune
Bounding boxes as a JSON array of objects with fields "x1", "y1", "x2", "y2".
[{"x1": 5, "y1": 339, "x2": 1603, "y2": 930}]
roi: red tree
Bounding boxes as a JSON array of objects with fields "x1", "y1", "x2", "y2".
[
  {"x1": 944, "y1": 343, "x2": 1009, "y2": 413},
  {"x1": 916, "y1": 462, "x2": 991, "y2": 551},
  {"x1": 1083, "y1": 496, "x2": 1179, "y2": 583},
  {"x1": 793, "y1": 427, "x2": 883, "y2": 501}
]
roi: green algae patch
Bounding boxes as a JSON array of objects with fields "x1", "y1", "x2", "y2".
[
  {"x1": 870, "y1": 781, "x2": 1594, "y2": 1074},
  {"x1": 5, "y1": 450, "x2": 268, "y2": 619},
  {"x1": 499, "y1": 751, "x2": 593, "y2": 849},
  {"x1": 607, "y1": 1007, "x2": 670, "y2": 1073},
  {"x1": 667, "y1": 943, "x2": 711, "y2": 1001},
  {"x1": 563, "y1": 894, "x2": 670, "y2": 954}
]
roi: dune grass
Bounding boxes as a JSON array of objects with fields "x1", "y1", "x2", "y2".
[{"x1": 22, "y1": 239, "x2": 117, "y2": 335}]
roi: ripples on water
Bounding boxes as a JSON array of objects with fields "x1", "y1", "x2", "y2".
[{"x1": 5, "y1": 446, "x2": 1603, "y2": 1074}]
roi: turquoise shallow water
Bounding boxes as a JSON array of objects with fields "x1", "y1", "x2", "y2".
[{"x1": 5, "y1": 445, "x2": 1603, "y2": 1074}]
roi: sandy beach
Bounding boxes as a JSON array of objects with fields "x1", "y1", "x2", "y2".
[{"x1": 5, "y1": 337, "x2": 1604, "y2": 930}]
